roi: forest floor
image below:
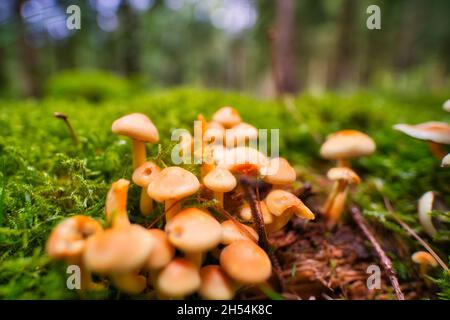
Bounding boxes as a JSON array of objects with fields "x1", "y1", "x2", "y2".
[{"x1": 0, "y1": 86, "x2": 449, "y2": 299}]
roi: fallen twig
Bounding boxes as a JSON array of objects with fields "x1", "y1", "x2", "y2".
[
  {"x1": 54, "y1": 112, "x2": 79, "y2": 145},
  {"x1": 349, "y1": 205, "x2": 405, "y2": 300}
]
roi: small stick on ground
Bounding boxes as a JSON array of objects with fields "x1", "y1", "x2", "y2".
[
  {"x1": 239, "y1": 175, "x2": 286, "y2": 292},
  {"x1": 349, "y1": 206, "x2": 405, "y2": 300},
  {"x1": 54, "y1": 112, "x2": 79, "y2": 145}
]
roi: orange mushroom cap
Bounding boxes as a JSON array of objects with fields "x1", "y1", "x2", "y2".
[
  {"x1": 320, "y1": 130, "x2": 376, "y2": 160},
  {"x1": 112, "y1": 113, "x2": 159, "y2": 143}
]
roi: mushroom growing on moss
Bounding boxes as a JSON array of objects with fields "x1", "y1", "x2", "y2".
[
  {"x1": 46, "y1": 215, "x2": 103, "y2": 290},
  {"x1": 199, "y1": 265, "x2": 236, "y2": 300},
  {"x1": 212, "y1": 106, "x2": 242, "y2": 128},
  {"x1": 220, "y1": 220, "x2": 259, "y2": 245},
  {"x1": 105, "y1": 179, "x2": 131, "y2": 228},
  {"x1": 260, "y1": 157, "x2": 296, "y2": 189},
  {"x1": 393, "y1": 122, "x2": 450, "y2": 159},
  {"x1": 442, "y1": 153, "x2": 450, "y2": 167},
  {"x1": 132, "y1": 161, "x2": 161, "y2": 216},
  {"x1": 412, "y1": 251, "x2": 438, "y2": 280},
  {"x1": 203, "y1": 167, "x2": 237, "y2": 207},
  {"x1": 112, "y1": 113, "x2": 159, "y2": 169},
  {"x1": 320, "y1": 130, "x2": 376, "y2": 167},
  {"x1": 147, "y1": 166, "x2": 200, "y2": 222}
]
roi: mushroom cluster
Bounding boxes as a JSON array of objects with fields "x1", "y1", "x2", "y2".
[{"x1": 47, "y1": 108, "x2": 316, "y2": 299}]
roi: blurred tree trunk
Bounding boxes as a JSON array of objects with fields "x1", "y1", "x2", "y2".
[
  {"x1": 15, "y1": 0, "x2": 41, "y2": 97},
  {"x1": 270, "y1": 0, "x2": 298, "y2": 95},
  {"x1": 327, "y1": 0, "x2": 358, "y2": 88},
  {"x1": 121, "y1": 4, "x2": 140, "y2": 76}
]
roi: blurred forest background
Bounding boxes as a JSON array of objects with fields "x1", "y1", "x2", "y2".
[{"x1": 0, "y1": 0, "x2": 449, "y2": 98}]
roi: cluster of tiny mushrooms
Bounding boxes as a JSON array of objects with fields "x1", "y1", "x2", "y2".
[{"x1": 46, "y1": 100, "x2": 449, "y2": 299}]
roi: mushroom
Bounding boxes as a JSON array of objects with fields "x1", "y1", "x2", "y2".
[
  {"x1": 417, "y1": 191, "x2": 449, "y2": 238},
  {"x1": 322, "y1": 167, "x2": 360, "y2": 228},
  {"x1": 393, "y1": 122, "x2": 450, "y2": 159},
  {"x1": 146, "y1": 229, "x2": 175, "y2": 271},
  {"x1": 165, "y1": 208, "x2": 222, "y2": 267},
  {"x1": 212, "y1": 106, "x2": 242, "y2": 128},
  {"x1": 320, "y1": 130, "x2": 376, "y2": 167},
  {"x1": 220, "y1": 220, "x2": 259, "y2": 244},
  {"x1": 264, "y1": 189, "x2": 315, "y2": 233},
  {"x1": 83, "y1": 224, "x2": 154, "y2": 294},
  {"x1": 204, "y1": 121, "x2": 225, "y2": 146},
  {"x1": 132, "y1": 162, "x2": 161, "y2": 216},
  {"x1": 443, "y1": 99, "x2": 450, "y2": 112},
  {"x1": 412, "y1": 251, "x2": 438, "y2": 279},
  {"x1": 239, "y1": 201, "x2": 273, "y2": 224},
  {"x1": 220, "y1": 240, "x2": 271, "y2": 285},
  {"x1": 112, "y1": 113, "x2": 159, "y2": 169},
  {"x1": 442, "y1": 153, "x2": 450, "y2": 167},
  {"x1": 260, "y1": 157, "x2": 296, "y2": 189},
  {"x1": 147, "y1": 166, "x2": 200, "y2": 222},
  {"x1": 224, "y1": 122, "x2": 258, "y2": 148},
  {"x1": 155, "y1": 258, "x2": 201, "y2": 299},
  {"x1": 105, "y1": 179, "x2": 131, "y2": 229},
  {"x1": 218, "y1": 146, "x2": 269, "y2": 176},
  {"x1": 199, "y1": 265, "x2": 236, "y2": 300},
  {"x1": 203, "y1": 167, "x2": 237, "y2": 207},
  {"x1": 46, "y1": 215, "x2": 103, "y2": 290}
]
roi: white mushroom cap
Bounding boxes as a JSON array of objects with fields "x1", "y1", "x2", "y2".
[
  {"x1": 393, "y1": 122, "x2": 450, "y2": 144},
  {"x1": 260, "y1": 157, "x2": 296, "y2": 185},
  {"x1": 327, "y1": 167, "x2": 361, "y2": 185},
  {"x1": 320, "y1": 130, "x2": 376, "y2": 160},
  {"x1": 165, "y1": 208, "x2": 222, "y2": 252},
  {"x1": 146, "y1": 229, "x2": 175, "y2": 270},
  {"x1": 220, "y1": 220, "x2": 258, "y2": 245},
  {"x1": 147, "y1": 166, "x2": 200, "y2": 202},
  {"x1": 418, "y1": 191, "x2": 438, "y2": 237},
  {"x1": 112, "y1": 113, "x2": 159, "y2": 143},
  {"x1": 443, "y1": 99, "x2": 450, "y2": 112},
  {"x1": 132, "y1": 162, "x2": 161, "y2": 188},
  {"x1": 83, "y1": 224, "x2": 153, "y2": 274},
  {"x1": 156, "y1": 258, "x2": 201, "y2": 298},
  {"x1": 442, "y1": 153, "x2": 450, "y2": 167},
  {"x1": 199, "y1": 265, "x2": 235, "y2": 300},
  {"x1": 212, "y1": 107, "x2": 242, "y2": 128},
  {"x1": 220, "y1": 240, "x2": 271, "y2": 284},
  {"x1": 265, "y1": 189, "x2": 315, "y2": 220},
  {"x1": 203, "y1": 167, "x2": 237, "y2": 193}
]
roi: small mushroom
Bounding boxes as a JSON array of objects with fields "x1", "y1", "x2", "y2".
[
  {"x1": 443, "y1": 99, "x2": 450, "y2": 112},
  {"x1": 412, "y1": 251, "x2": 438, "y2": 280},
  {"x1": 393, "y1": 122, "x2": 450, "y2": 159},
  {"x1": 204, "y1": 121, "x2": 225, "y2": 146},
  {"x1": 260, "y1": 157, "x2": 296, "y2": 188},
  {"x1": 224, "y1": 122, "x2": 258, "y2": 148},
  {"x1": 155, "y1": 258, "x2": 201, "y2": 299},
  {"x1": 146, "y1": 229, "x2": 175, "y2": 271},
  {"x1": 199, "y1": 265, "x2": 236, "y2": 300},
  {"x1": 239, "y1": 201, "x2": 273, "y2": 224},
  {"x1": 220, "y1": 240, "x2": 271, "y2": 285},
  {"x1": 320, "y1": 130, "x2": 376, "y2": 167},
  {"x1": 212, "y1": 106, "x2": 242, "y2": 128},
  {"x1": 83, "y1": 224, "x2": 154, "y2": 294},
  {"x1": 322, "y1": 167, "x2": 360, "y2": 228},
  {"x1": 218, "y1": 146, "x2": 269, "y2": 176},
  {"x1": 264, "y1": 189, "x2": 315, "y2": 233},
  {"x1": 417, "y1": 191, "x2": 448, "y2": 237},
  {"x1": 46, "y1": 215, "x2": 103, "y2": 290},
  {"x1": 165, "y1": 208, "x2": 222, "y2": 267},
  {"x1": 203, "y1": 167, "x2": 237, "y2": 207},
  {"x1": 105, "y1": 179, "x2": 131, "y2": 229},
  {"x1": 132, "y1": 162, "x2": 161, "y2": 216},
  {"x1": 147, "y1": 166, "x2": 200, "y2": 222},
  {"x1": 220, "y1": 220, "x2": 259, "y2": 245},
  {"x1": 442, "y1": 153, "x2": 450, "y2": 167},
  {"x1": 112, "y1": 113, "x2": 159, "y2": 169}
]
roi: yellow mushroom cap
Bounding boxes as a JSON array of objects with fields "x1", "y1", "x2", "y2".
[
  {"x1": 112, "y1": 113, "x2": 159, "y2": 143},
  {"x1": 146, "y1": 229, "x2": 175, "y2": 270},
  {"x1": 411, "y1": 251, "x2": 438, "y2": 267},
  {"x1": 220, "y1": 240, "x2": 271, "y2": 284},
  {"x1": 442, "y1": 153, "x2": 450, "y2": 167},
  {"x1": 260, "y1": 157, "x2": 296, "y2": 185},
  {"x1": 220, "y1": 220, "x2": 259, "y2": 245},
  {"x1": 320, "y1": 130, "x2": 376, "y2": 160},
  {"x1": 199, "y1": 265, "x2": 235, "y2": 300},
  {"x1": 46, "y1": 215, "x2": 103, "y2": 261},
  {"x1": 203, "y1": 167, "x2": 237, "y2": 193},
  {"x1": 327, "y1": 167, "x2": 361, "y2": 185},
  {"x1": 165, "y1": 208, "x2": 222, "y2": 252},
  {"x1": 156, "y1": 258, "x2": 201, "y2": 298},
  {"x1": 132, "y1": 161, "x2": 161, "y2": 188},
  {"x1": 239, "y1": 201, "x2": 273, "y2": 224},
  {"x1": 212, "y1": 106, "x2": 242, "y2": 128},
  {"x1": 83, "y1": 224, "x2": 153, "y2": 274},
  {"x1": 225, "y1": 122, "x2": 258, "y2": 146},
  {"x1": 218, "y1": 147, "x2": 269, "y2": 175},
  {"x1": 265, "y1": 189, "x2": 315, "y2": 220},
  {"x1": 393, "y1": 122, "x2": 450, "y2": 145},
  {"x1": 147, "y1": 166, "x2": 200, "y2": 202}
]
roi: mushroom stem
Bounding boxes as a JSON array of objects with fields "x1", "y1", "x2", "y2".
[
  {"x1": 326, "y1": 181, "x2": 348, "y2": 228},
  {"x1": 132, "y1": 140, "x2": 147, "y2": 169},
  {"x1": 427, "y1": 142, "x2": 446, "y2": 160},
  {"x1": 106, "y1": 179, "x2": 131, "y2": 228},
  {"x1": 337, "y1": 159, "x2": 350, "y2": 167},
  {"x1": 185, "y1": 252, "x2": 204, "y2": 268},
  {"x1": 54, "y1": 112, "x2": 79, "y2": 145},
  {"x1": 140, "y1": 189, "x2": 153, "y2": 216},
  {"x1": 111, "y1": 272, "x2": 147, "y2": 295},
  {"x1": 69, "y1": 257, "x2": 98, "y2": 291},
  {"x1": 165, "y1": 200, "x2": 181, "y2": 222},
  {"x1": 322, "y1": 182, "x2": 339, "y2": 216},
  {"x1": 213, "y1": 191, "x2": 224, "y2": 207}
]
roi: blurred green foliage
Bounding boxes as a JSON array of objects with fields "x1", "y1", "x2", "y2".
[{"x1": 0, "y1": 86, "x2": 448, "y2": 299}]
